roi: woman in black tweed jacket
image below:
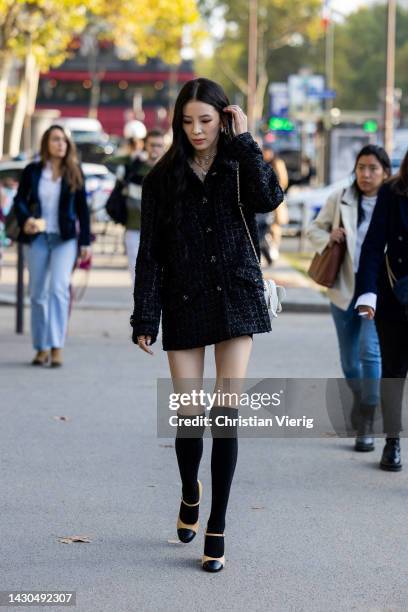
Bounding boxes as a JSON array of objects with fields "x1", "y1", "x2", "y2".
[{"x1": 130, "y1": 78, "x2": 283, "y2": 572}]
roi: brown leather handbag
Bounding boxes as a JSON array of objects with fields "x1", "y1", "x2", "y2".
[{"x1": 308, "y1": 201, "x2": 346, "y2": 288}]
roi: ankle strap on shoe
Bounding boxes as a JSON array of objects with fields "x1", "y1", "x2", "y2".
[
  {"x1": 205, "y1": 531, "x2": 224, "y2": 537},
  {"x1": 181, "y1": 497, "x2": 200, "y2": 507}
]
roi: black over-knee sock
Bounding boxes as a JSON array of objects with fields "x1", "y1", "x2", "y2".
[
  {"x1": 175, "y1": 413, "x2": 205, "y2": 524},
  {"x1": 205, "y1": 406, "x2": 238, "y2": 558}
]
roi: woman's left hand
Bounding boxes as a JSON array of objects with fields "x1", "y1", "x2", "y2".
[
  {"x1": 80, "y1": 246, "x2": 92, "y2": 262},
  {"x1": 223, "y1": 105, "x2": 248, "y2": 136}
]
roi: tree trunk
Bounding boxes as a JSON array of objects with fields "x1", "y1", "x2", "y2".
[
  {"x1": 88, "y1": 75, "x2": 101, "y2": 119},
  {"x1": 255, "y1": 66, "x2": 268, "y2": 126},
  {"x1": 24, "y1": 60, "x2": 40, "y2": 154},
  {"x1": 254, "y1": 27, "x2": 268, "y2": 127},
  {"x1": 8, "y1": 50, "x2": 35, "y2": 158},
  {"x1": 8, "y1": 70, "x2": 27, "y2": 158},
  {"x1": 0, "y1": 53, "x2": 13, "y2": 159}
]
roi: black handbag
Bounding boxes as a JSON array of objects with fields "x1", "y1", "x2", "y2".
[
  {"x1": 105, "y1": 179, "x2": 127, "y2": 225},
  {"x1": 5, "y1": 180, "x2": 37, "y2": 241},
  {"x1": 4, "y1": 204, "x2": 21, "y2": 241}
]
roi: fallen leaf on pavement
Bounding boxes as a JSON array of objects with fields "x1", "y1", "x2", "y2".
[
  {"x1": 58, "y1": 535, "x2": 92, "y2": 544},
  {"x1": 53, "y1": 416, "x2": 70, "y2": 421},
  {"x1": 251, "y1": 506, "x2": 265, "y2": 510}
]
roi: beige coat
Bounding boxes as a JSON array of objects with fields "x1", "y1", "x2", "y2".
[{"x1": 306, "y1": 186, "x2": 358, "y2": 310}]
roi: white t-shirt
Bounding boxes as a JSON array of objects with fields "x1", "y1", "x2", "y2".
[
  {"x1": 38, "y1": 163, "x2": 62, "y2": 234},
  {"x1": 353, "y1": 194, "x2": 377, "y2": 273}
]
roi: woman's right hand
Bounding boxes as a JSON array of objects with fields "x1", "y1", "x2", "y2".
[
  {"x1": 23, "y1": 217, "x2": 39, "y2": 235},
  {"x1": 329, "y1": 227, "x2": 346, "y2": 245},
  {"x1": 137, "y1": 335, "x2": 154, "y2": 355},
  {"x1": 358, "y1": 305, "x2": 375, "y2": 320}
]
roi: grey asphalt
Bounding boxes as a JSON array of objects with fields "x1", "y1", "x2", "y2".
[{"x1": 1, "y1": 306, "x2": 408, "y2": 612}]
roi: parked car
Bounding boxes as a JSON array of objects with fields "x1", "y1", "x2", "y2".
[
  {"x1": 0, "y1": 160, "x2": 26, "y2": 184},
  {"x1": 390, "y1": 130, "x2": 408, "y2": 175},
  {"x1": 285, "y1": 175, "x2": 353, "y2": 235},
  {"x1": 81, "y1": 163, "x2": 115, "y2": 222},
  {"x1": 57, "y1": 117, "x2": 104, "y2": 141},
  {"x1": 56, "y1": 117, "x2": 117, "y2": 164},
  {"x1": 0, "y1": 161, "x2": 26, "y2": 222},
  {"x1": 0, "y1": 160, "x2": 115, "y2": 223}
]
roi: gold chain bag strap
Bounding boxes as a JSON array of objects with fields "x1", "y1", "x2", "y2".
[{"x1": 236, "y1": 163, "x2": 285, "y2": 322}]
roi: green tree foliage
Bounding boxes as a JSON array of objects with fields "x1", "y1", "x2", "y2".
[
  {"x1": 331, "y1": 3, "x2": 408, "y2": 113},
  {"x1": 197, "y1": 1, "x2": 408, "y2": 118},
  {"x1": 197, "y1": 0, "x2": 322, "y2": 119},
  {"x1": 0, "y1": 0, "x2": 201, "y2": 157}
]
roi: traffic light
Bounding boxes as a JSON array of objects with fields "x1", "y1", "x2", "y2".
[
  {"x1": 268, "y1": 117, "x2": 295, "y2": 132},
  {"x1": 363, "y1": 120, "x2": 378, "y2": 133}
]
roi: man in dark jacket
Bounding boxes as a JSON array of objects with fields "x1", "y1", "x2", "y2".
[{"x1": 108, "y1": 129, "x2": 165, "y2": 282}]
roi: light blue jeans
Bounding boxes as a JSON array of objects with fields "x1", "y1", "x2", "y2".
[
  {"x1": 331, "y1": 297, "x2": 382, "y2": 406},
  {"x1": 26, "y1": 233, "x2": 77, "y2": 350}
]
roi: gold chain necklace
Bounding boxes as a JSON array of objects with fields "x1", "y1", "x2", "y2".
[{"x1": 193, "y1": 152, "x2": 216, "y2": 175}]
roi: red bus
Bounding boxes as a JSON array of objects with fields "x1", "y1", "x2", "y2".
[{"x1": 36, "y1": 41, "x2": 195, "y2": 136}]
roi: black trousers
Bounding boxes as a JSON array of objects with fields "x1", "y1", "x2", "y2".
[{"x1": 375, "y1": 316, "x2": 408, "y2": 436}]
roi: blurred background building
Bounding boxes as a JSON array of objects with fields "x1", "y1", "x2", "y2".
[{"x1": 36, "y1": 40, "x2": 194, "y2": 136}]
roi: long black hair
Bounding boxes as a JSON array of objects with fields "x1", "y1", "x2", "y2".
[
  {"x1": 352, "y1": 144, "x2": 391, "y2": 225},
  {"x1": 149, "y1": 78, "x2": 232, "y2": 233}
]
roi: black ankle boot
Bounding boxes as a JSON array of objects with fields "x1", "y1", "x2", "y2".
[{"x1": 380, "y1": 438, "x2": 402, "y2": 471}]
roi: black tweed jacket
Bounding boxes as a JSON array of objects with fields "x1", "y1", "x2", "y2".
[{"x1": 130, "y1": 132, "x2": 284, "y2": 350}]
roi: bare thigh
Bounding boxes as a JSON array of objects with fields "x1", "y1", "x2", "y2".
[
  {"x1": 167, "y1": 347, "x2": 206, "y2": 416},
  {"x1": 213, "y1": 335, "x2": 253, "y2": 407}
]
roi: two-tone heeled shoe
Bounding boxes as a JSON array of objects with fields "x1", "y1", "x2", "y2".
[
  {"x1": 202, "y1": 531, "x2": 225, "y2": 572},
  {"x1": 177, "y1": 479, "x2": 202, "y2": 543}
]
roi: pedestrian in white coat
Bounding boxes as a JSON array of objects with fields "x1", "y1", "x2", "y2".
[{"x1": 307, "y1": 145, "x2": 391, "y2": 452}]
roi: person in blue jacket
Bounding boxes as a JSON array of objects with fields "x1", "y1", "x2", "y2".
[
  {"x1": 14, "y1": 125, "x2": 91, "y2": 367},
  {"x1": 356, "y1": 151, "x2": 408, "y2": 471}
]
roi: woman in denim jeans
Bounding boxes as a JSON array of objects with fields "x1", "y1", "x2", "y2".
[
  {"x1": 14, "y1": 125, "x2": 91, "y2": 367},
  {"x1": 307, "y1": 145, "x2": 391, "y2": 452}
]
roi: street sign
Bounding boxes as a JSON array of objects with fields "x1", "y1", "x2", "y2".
[
  {"x1": 307, "y1": 88, "x2": 336, "y2": 99},
  {"x1": 288, "y1": 74, "x2": 326, "y2": 113},
  {"x1": 268, "y1": 83, "x2": 289, "y2": 118}
]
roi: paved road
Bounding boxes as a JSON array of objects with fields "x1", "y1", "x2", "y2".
[{"x1": 1, "y1": 306, "x2": 407, "y2": 612}]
